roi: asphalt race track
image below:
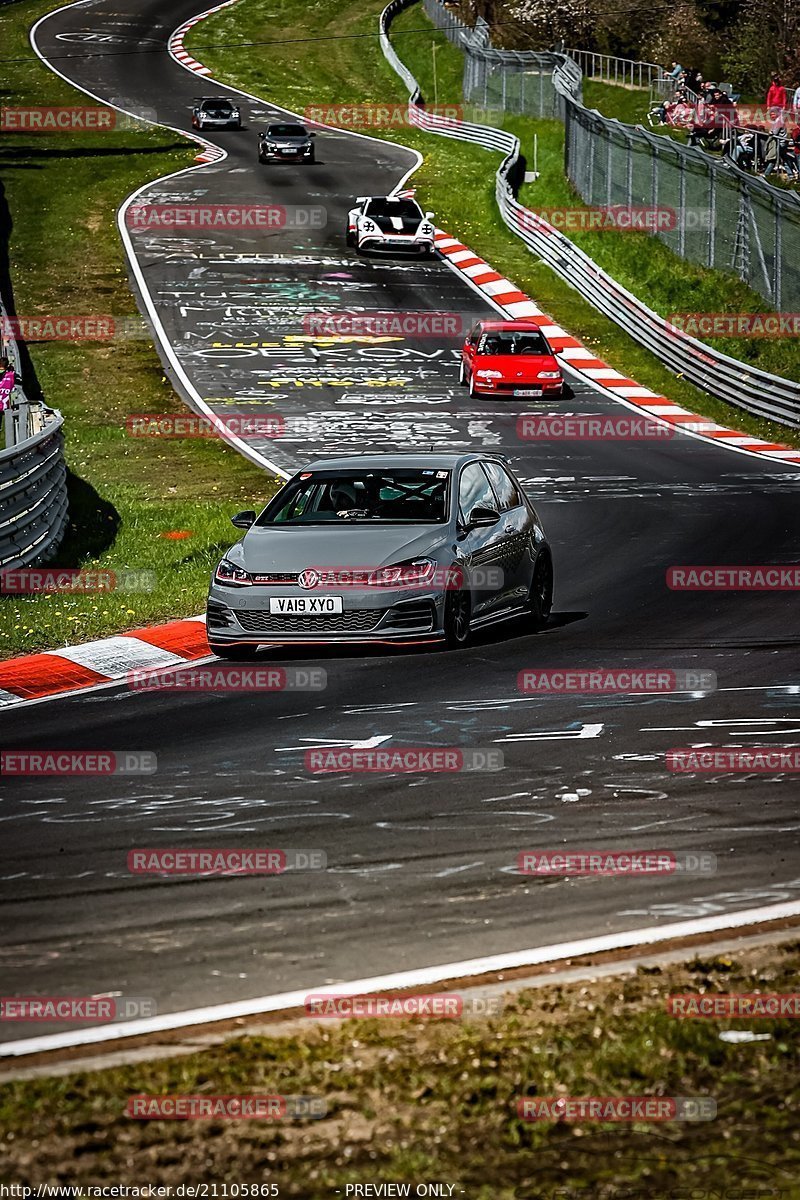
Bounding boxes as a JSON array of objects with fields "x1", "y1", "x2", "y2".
[{"x1": 1, "y1": 0, "x2": 799, "y2": 1044}]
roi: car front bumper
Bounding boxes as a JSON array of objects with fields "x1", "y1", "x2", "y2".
[
  {"x1": 357, "y1": 235, "x2": 434, "y2": 255},
  {"x1": 206, "y1": 587, "x2": 445, "y2": 646},
  {"x1": 260, "y1": 147, "x2": 313, "y2": 159},
  {"x1": 471, "y1": 378, "x2": 563, "y2": 396}
]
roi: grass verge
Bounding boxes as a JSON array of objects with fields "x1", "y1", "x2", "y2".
[
  {"x1": 2, "y1": 937, "x2": 799, "y2": 1194},
  {"x1": 0, "y1": 0, "x2": 278, "y2": 660},
  {"x1": 188, "y1": 0, "x2": 800, "y2": 451}
]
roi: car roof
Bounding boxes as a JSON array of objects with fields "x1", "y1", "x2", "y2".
[
  {"x1": 298, "y1": 453, "x2": 508, "y2": 472},
  {"x1": 473, "y1": 319, "x2": 546, "y2": 331},
  {"x1": 363, "y1": 195, "x2": 421, "y2": 203},
  {"x1": 197, "y1": 96, "x2": 235, "y2": 104}
]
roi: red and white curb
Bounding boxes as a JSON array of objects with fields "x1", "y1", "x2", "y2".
[
  {"x1": 434, "y1": 231, "x2": 800, "y2": 464},
  {"x1": 0, "y1": 618, "x2": 210, "y2": 709},
  {"x1": 168, "y1": 1, "x2": 240, "y2": 76}
]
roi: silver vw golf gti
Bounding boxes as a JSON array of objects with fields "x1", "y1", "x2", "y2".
[{"x1": 206, "y1": 453, "x2": 553, "y2": 657}]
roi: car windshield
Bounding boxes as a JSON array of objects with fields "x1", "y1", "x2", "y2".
[
  {"x1": 256, "y1": 470, "x2": 450, "y2": 525},
  {"x1": 268, "y1": 124, "x2": 307, "y2": 137},
  {"x1": 365, "y1": 199, "x2": 422, "y2": 219},
  {"x1": 478, "y1": 331, "x2": 550, "y2": 356},
  {"x1": 204, "y1": 102, "x2": 233, "y2": 113}
]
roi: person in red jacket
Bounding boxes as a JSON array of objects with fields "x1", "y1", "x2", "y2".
[{"x1": 766, "y1": 75, "x2": 787, "y2": 113}]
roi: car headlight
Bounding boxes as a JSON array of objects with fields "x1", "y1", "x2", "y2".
[
  {"x1": 368, "y1": 558, "x2": 436, "y2": 588},
  {"x1": 214, "y1": 558, "x2": 253, "y2": 587},
  {"x1": 477, "y1": 369, "x2": 502, "y2": 379},
  {"x1": 538, "y1": 371, "x2": 561, "y2": 380},
  {"x1": 419, "y1": 223, "x2": 434, "y2": 235},
  {"x1": 361, "y1": 219, "x2": 376, "y2": 232}
]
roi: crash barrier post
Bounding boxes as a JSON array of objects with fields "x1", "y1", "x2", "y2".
[
  {"x1": 0, "y1": 294, "x2": 69, "y2": 568},
  {"x1": 381, "y1": 0, "x2": 800, "y2": 428}
]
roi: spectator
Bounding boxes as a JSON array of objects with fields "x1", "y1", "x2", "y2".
[
  {"x1": 684, "y1": 67, "x2": 702, "y2": 93},
  {"x1": 766, "y1": 75, "x2": 787, "y2": 112},
  {"x1": 792, "y1": 82, "x2": 800, "y2": 118},
  {"x1": 0, "y1": 356, "x2": 16, "y2": 432},
  {"x1": 762, "y1": 128, "x2": 781, "y2": 176},
  {"x1": 731, "y1": 127, "x2": 756, "y2": 170},
  {"x1": 779, "y1": 127, "x2": 799, "y2": 179},
  {"x1": 667, "y1": 60, "x2": 683, "y2": 81}
]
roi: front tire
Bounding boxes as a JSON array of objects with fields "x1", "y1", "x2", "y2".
[
  {"x1": 526, "y1": 550, "x2": 553, "y2": 629},
  {"x1": 458, "y1": 360, "x2": 468, "y2": 386},
  {"x1": 208, "y1": 642, "x2": 261, "y2": 661},
  {"x1": 468, "y1": 372, "x2": 478, "y2": 398},
  {"x1": 443, "y1": 588, "x2": 471, "y2": 649}
]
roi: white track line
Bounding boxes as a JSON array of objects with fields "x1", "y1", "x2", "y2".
[{"x1": 4, "y1": 900, "x2": 800, "y2": 1058}]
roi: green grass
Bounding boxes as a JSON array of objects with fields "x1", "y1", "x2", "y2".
[
  {"x1": 187, "y1": 0, "x2": 800, "y2": 450},
  {"x1": 583, "y1": 78, "x2": 653, "y2": 126},
  {"x1": 0, "y1": 0, "x2": 279, "y2": 659},
  {"x1": 3, "y1": 938, "x2": 800, "y2": 1194}
]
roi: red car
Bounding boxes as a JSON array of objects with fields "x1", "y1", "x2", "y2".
[{"x1": 459, "y1": 319, "x2": 564, "y2": 398}]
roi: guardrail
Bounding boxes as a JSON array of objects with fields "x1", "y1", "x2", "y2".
[
  {"x1": 381, "y1": 0, "x2": 800, "y2": 429},
  {"x1": 0, "y1": 297, "x2": 69, "y2": 569}
]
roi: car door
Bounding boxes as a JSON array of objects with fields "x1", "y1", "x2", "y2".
[
  {"x1": 455, "y1": 461, "x2": 506, "y2": 620},
  {"x1": 482, "y1": 460, "x2": 533, "y2": 611},
  {"x1": 462, "y1": 323, "x2": 481, "y2": 378}
]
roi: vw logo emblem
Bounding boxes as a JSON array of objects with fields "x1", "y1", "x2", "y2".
[{"x1": 298, "y1": 569, "x2": 320, "y2": 590}]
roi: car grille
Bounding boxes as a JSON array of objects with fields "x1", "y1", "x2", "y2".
[{"x1": 236, "y1": 609, "x2": 384, "y2": 633}]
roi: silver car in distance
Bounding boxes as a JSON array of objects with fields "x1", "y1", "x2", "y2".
[{"x1": 206, "y1": 453, "x2": 553, "y2": 658}]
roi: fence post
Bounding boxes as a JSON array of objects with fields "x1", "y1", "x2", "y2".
[
  {"x1": 626, "y1": 130, "x2": 633, "y2": 208},
  {"x1": 708, "y1": 165, "x2": 716, "y2": 268},
  {"x1": 587, "y1": 115, "x2": 596, "y2": 204},
  {"x1": 607, "y1": 130, "x2": 613, "y2": 207},
  {"x1": 678, "y1": 154, "x2": 686, "y2": 256},
  {"x1": 774, "y1": 196, "x2": 782, "y2": 311}
]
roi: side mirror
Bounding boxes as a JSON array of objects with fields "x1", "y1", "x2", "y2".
[
  {"x1": 309, "y1": 131, "x2": 316, "y2": 137},
  {"x1": 231, "y1": 510, "x2": 256, "y2": 529},
  {"x1": 425, "y1": 211, "x2": 434, "y2": 220},
  {"x1": 468, "y1": 505, "x2": 500, "y2": 528}
]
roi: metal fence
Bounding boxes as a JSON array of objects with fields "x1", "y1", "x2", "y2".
[
  {"x1": 565, "y1": 48, "x2": 661, "y2": 91},
  {"x1": 0, "y1": 297, "x2": 69, "y2": 569},
  {"x1": 564, "y1": 100, "x2": 800, "y2": 312},
  {"x1": 381, "y1": 0, "x2": 800, "y2": 428}
]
